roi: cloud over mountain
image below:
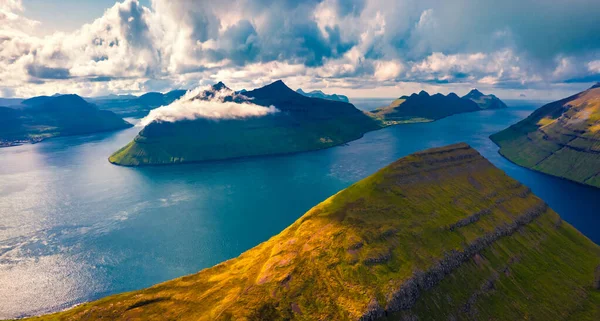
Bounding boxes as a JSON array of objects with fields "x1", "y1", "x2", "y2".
[
  {"x1": 139, "y1": 85, "x2": 279, "y2": 126},
  {"x1": 1, "y1": 0, "x2": 599, "y2": 98}
]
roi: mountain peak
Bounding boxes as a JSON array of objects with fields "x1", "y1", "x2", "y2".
[
  {"x1": 212, "y1": 81, "x2": 229, "y2": 91},
  {"x1": 466, "y1": 89, "x2": 484, "y2": 97},
  {"x1": 269, "y1": 79, "x2": 289, "y2": 89},
  {"x1": 590, "y1": 82, "x2": 600, "y2": 89},
  {"x1": 418, "y1": 90, "x2": 430, "y2": 97},
  {"x1": 49, "y1": 94, "x2": 86, "y2": 104}
]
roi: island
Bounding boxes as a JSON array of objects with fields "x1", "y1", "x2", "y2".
[
  {"x1": 28, "y1": 143, "x2": 600, "y2": 320},
  {"x1": 108, "y1": 80, "x2": 383, "y2": 166},
  {"x1": 0, "y1": 94, "x2": 132, "y2": 147},
  {"x1": 490, "y1": 83, "x2": 600, "y2": 188},
  {"x1": 372, "y1": 89, "x2": 507, "y2": 125}
]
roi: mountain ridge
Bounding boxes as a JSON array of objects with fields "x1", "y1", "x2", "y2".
[
  {"x1": 373, "y1": 89, "x2": 506, "y2": 125},
  {"x1": 296, "y1": 88, "x2": 350, "y2": 103}
]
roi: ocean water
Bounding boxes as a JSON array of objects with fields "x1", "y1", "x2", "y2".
[{"x1": 0, "y1": 103, "x2": 598, "y2": 318}]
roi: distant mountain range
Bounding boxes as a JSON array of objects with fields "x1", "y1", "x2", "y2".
[
  {"x1": 0, "y1": 94, "x2": 132, "y2": 147},
  {"x1": 109, "y1": 80, "x2": 382, "y2": 166},
  {"x1": 491, "y1": 83, "x2": 600, "y2": 188},
  {"x1": 373, "y1": 89, "x2": 506, "y2": 124},
  {"x1": 88, "y1": 90, "x2": 187, "y2": 118},
  {"x1": 296, "y1": 88, "x2": 350, "y2": 103},
  {"x1": 29, "y1": 143, "x2": 600, "y2": 320}
]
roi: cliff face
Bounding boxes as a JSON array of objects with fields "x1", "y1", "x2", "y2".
[
  {"x1": 491, "y1": 84, "x2": 600, "y2": 188},
  {"x1": 32, "y1": 144, "x2": 600, "y2": 321}
]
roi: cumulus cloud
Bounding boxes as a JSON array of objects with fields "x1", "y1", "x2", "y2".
[
  {"x1": 139, "y1": 85, "x2": 279, "y2": 126},
  {"x1": 1, "y1": 0, "x2": 600, "y2": 98}
]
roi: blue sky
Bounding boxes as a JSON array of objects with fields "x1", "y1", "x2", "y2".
[
  {"x1": 1, "y1": 0, "x2": 599, "y2": 99},
  {"x1": 22, "y1": 0, "x2": 150, "y2": 34}
]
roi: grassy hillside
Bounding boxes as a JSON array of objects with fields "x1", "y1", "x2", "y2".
[
  {"x1": 0, "y1": 95, "x2": 132, "y2": 147},
  {"x1": 109, "y1": 81, "x2": 382, "y2": 166},
  {"x1": 490, "y1": 84, "x2": 600, "y2": 188},
  {"x1": 31, "y1": 143, "x2": 600, "y2": 320}
]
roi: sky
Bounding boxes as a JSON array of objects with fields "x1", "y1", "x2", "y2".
[{"x1": 1, "y1": 0, "x2": 599, "y2": 99}]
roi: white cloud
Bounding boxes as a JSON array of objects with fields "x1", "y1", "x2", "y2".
[
  {"x1": 0, "y1": 0, "x2": 599, "y2": 98},
  {"x1": 139, "y1": 85, "x2": 279, "y2": 126},
  {"x1": 587, "y1": 60, "x2": 600, "y2": 73}
]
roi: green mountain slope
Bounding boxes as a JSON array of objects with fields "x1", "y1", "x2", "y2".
[
  {"x1": 30, "y1": 143, "x2": 600, "y2": 320},
  {"x1": 109, "y1": 81, "x2": 382, "y2": 166},
  {"x1": 490, "y1": 84, "x2": 600, "y2": 188},
  {"x1": 0, "y1": 94, "x2": 132, "y2": 147}
]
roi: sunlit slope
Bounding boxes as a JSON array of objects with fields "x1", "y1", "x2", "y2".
[
  {"x1": 32, "y1": 143, "x2": 600, "y2": 320},
  {"x1": 491, "y1": 84, "x2": 600, "y2": 188},
  {"x1": 109, "y1": 81, "x2": 382, "y2": 166}
]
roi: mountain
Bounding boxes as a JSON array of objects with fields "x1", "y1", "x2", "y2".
[
  {"x1": 373, "y1": 90, "x2": 506, "y2": 125},
  {"x1": 90, "y1": 89, "x2": 187, "y2": 118},
  {"x1": 0, "y1": 94, "x2": 132, "y2": 147},
  {"x1": 490, "y1": 84, "x2": 600, "y2": 188},
  {"x1": 30, "y1": 143, "x2": 600, "y2": 320},
  {"x1": 109, "y1": 80, "x2": 382, "y2": 166},
  {"x1": 296, "y1": 88, "x2": 350, "y2": 103},
  {"x1": 0, "y1": 97, "x2": 24, "y2": 107},
  {"x1": 21, "y1": 95, "x2": 54, "y2": 106},
  {"x1": 462, "y1": 89, "x2": 508, "y2": 109}
]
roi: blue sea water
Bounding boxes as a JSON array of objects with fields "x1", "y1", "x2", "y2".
[{"x1": 0, "y1": 101, "x2": 598, "y2": 318}]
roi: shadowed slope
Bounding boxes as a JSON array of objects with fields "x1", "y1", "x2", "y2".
[
  {"x1": 0, "y1": 94, "x2": 132, "y2": 147},
  {"x1": 373, "y1": 90, "x2": 506, "y2": 126},
  {"x1": 491, "y1": 84, "x2": 600, "y2": 188},
  {"x1": 30, "y1": 143, "x2": 600, "y2": 320},
  {"x1": 372, "y1": 91, "x2": 480, "y2": 124}
]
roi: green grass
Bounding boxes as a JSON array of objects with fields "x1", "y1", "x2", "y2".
[
  {"x1": 110, "y1": 112, "x2": 383, "y2": 166},
  {"x1": 28, "y1": 143, "x2": 600, "y2": 320},
  {"x1": 491, "y1": 86, "x2": 600, "y2": 188}
]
